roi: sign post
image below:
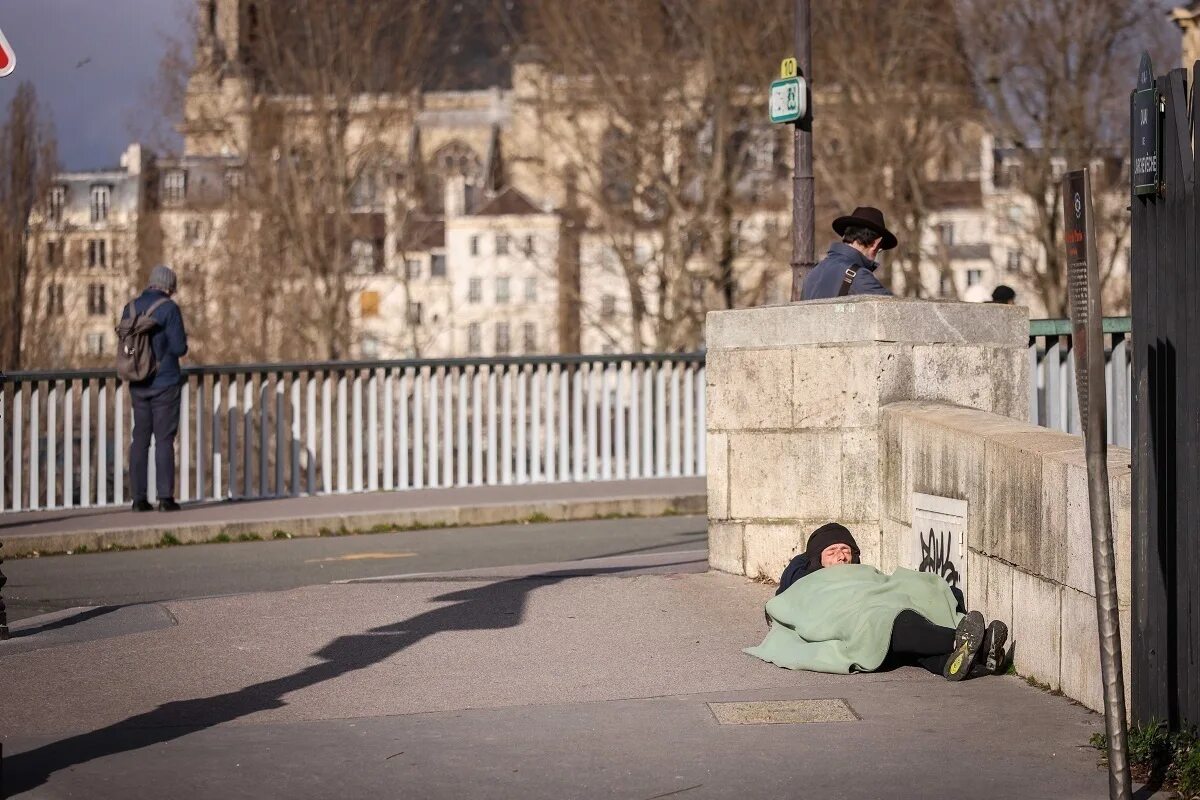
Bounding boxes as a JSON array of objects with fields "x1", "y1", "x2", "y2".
[
  {"x1": 1131, "y1": 52, "x2": 1160, "y2": 197},
  {"x1": 1064, "y1": 167, "x2": 1131, "y2": 800}
]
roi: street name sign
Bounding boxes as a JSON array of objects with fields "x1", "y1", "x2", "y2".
[
  {"x1": 769, "y1": 76, "x2": 805, "y2": 124},
  {"x1": 1131, "y1": 52, "x2": 1159, "y2": 197},
  {"x1": 0, "y1": 25, "x2": 14, "y2": 78}
]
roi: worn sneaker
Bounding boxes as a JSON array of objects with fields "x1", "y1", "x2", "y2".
[
  {"x1": 980, "y1": 620, "x2": 1009, "y2": 675},
  {"x1": 157, "y1": 499, "x2": 181, "y2": 512},
  {"x1": 132, "y1": 499, "x2": 153, "y2": 512},
  {"x1": 943, "y1": 610, "x2": 986, "y2": 681}
]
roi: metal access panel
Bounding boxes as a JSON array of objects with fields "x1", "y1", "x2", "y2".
[{"x1": 908, "y1": 493, "x2": 968, "y2": 595}]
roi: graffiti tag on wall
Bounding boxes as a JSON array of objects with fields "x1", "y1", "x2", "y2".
[{"x1": 918, "y1": 527, "x2": 961, "y2": 589}]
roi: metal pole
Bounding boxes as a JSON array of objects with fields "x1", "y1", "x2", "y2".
[
  {"x1": 790, "y1": 0, "x2": 815, "y2": 301},
  {"x1": 0, "y1": 541, "x2": 8, "y2": 639},
  {"x1": 1064, "y1": 168, "x2": 1131, "y2": 800}
]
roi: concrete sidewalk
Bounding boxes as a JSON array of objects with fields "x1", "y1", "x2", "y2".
[
  {"x1": 0, "y1": 551, "x2": 1150, "y2": 799},
  {"x1": 0, "y1": 477, "x2": 705, "y2": 556}
]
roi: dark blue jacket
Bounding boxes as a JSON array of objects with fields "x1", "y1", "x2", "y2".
[
  {"x1": 801, "y1": 241, "x2": 893, "y2": 300},
  {"x1": 122, "y1": 289, "x2": 188, "y2": 390}
]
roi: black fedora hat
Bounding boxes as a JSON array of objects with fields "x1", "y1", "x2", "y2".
[{"x1": 832, "y1": 206, "x2": 898, "y2": 251}]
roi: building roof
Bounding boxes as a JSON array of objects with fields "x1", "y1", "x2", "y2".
[
  {"x1": 927, "y1": 180, "x2": 983, "y2": 210},
  {"x1": 471, "y1": 186, "x2": 542, "y2": 217},
  {"x1": 398, "y1": 217, "x2": 445, "y2": 251}
]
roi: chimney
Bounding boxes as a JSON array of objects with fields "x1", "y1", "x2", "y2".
[{"x1": 445, "y1": 175, "x2": 467, "y2": 219}]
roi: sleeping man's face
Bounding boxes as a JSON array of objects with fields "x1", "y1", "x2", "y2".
[{"x1": 820, "y1": 543, "x2": 853, "y2": 567}]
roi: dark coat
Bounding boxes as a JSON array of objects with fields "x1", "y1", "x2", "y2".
[
  {"x1": 122, "y1": 289, "x2": 188, "y2": 390},
  {"x1": 800, "y1": 241, "x2": 892, "y2": 300}
]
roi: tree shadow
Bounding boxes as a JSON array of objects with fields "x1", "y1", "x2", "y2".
[{"x1": 3, "y1": 560, "x2": 692, "y2": 796}]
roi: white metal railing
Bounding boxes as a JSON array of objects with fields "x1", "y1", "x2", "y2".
[
  {"x1": 0, "y1": 354, "x2": 706, "y2": 512},
  {"x1": 1028, "y1": 318, "x2": 1131, "y2": 447}
]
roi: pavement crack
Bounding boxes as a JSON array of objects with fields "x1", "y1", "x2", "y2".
[{"x1": 644, "y1": 784, "x2": 703, "y2": 799}]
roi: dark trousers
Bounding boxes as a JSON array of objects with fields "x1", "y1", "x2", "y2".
[
  {"x1": 886, "y1": 610, "x2": 956, "y2": 675},
  {"x1": 130, "y1": 384, "x2": 181, "y2": 503}
]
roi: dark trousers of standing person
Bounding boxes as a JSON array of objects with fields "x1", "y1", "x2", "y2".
[
  {"x1": 130, "y1": 384, "x2": 181, "y2": 503},
  {"x1": 883, "y1": 610, "x2": 957, "y2": 675}
]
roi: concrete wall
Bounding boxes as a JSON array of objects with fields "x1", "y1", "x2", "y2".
[
  {"x1": 706, "y1": 297, "x2": 1128, "y2": 713},
  {"x1": 882, "y1": 401, "x2": 1131, "y2": 713},
  {"x1": 706, "y1": 296, "x2": 1028, "y2": 581}
]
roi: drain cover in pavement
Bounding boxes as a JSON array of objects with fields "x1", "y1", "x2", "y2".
[{"x1": 707, "y1": 699, "x2": 859, "y2": 725}]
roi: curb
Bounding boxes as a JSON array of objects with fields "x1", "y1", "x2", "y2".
[{"x1": 4, "y1": 493, "x2": 706, "y2": 558}]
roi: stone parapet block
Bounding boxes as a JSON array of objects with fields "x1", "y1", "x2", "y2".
[
  {"x1": 727, "y1": 431, "x2": 842, "y2": 520},
  {"x1": 1011, "y1": 569, "x2": 1063, "y2": 690},
  {"x1": 706, "y1": 297, "x2": 1028, "y2": 351}
]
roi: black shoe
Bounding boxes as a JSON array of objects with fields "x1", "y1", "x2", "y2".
[
  {"x1": 157, "y1": 499, "x2": 181, "y2": 512},
  {"x1": 943, "y1": 610, "x2": 986, "y2": 681},
  {"x1": 980, "y1": 620, "x2": 1009, "y2": 675},
  {"x1": 132, "y1": 499, "x2": 153, "y2": 512}
]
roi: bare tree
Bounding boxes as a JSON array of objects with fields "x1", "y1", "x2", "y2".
[
  {"x1": 957, "y1": 0, "x2": 1173, "y2": 315},
  {"x1": 0, "y1": 83, "x2": 59, "y2": 371},
  {"x1": 811, "y1": 0, "x2": 980, "y2": 298},
  {"x1": 516, "y1": 0, "x2": 792, "y2": 352}
]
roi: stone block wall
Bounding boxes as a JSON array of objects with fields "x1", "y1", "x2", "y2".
[
  {"x1": 706, "y1": 297, "x2": 1028, "y2": 581},
  {"x1": 882, "y1": 401, "x2": 1132, "y2": 713}
]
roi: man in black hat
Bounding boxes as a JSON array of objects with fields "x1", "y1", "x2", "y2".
[{"x1": 800, "y1": 206, "x2": 897, "y2": 300}]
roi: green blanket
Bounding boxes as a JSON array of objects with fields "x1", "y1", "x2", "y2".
[{"x1": 744, "y1": 565, "x2": 963, "y2": 674}]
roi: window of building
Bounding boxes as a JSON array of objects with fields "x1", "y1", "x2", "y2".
[
  {"x1": 87, "y1": 239, "x2": 107, "y2": 268},
  {"x1": 184, "y1": 219, "x2": 203, "y2": 245},
  {"x1": 966, "y1": 269, "x2": 983, "y2": 288},
  {"x1": 48, "y1": 186, "x2": 66, "y2": 223},
  {"x1": 495, "y1": 322, "x2": 511, "y2": 354},
  {"x1": 407, "y1": 301, "x2": 423, "y2": 325},
  {"x1": 431, "y1": 253, "x2": 447, "y2": 278},
  {"x1": 1006, "y1": 251, "x2": 1021, "y2": 273},
  {"x1": 468, "y1": 277, "x2": 482, "y2": 304},
  {"x1": 524, "y1": 277, "x2": 537, "y2": 302},
  {"x1": 523, "y1": 322, "x2": 537, "y2": 354},
  {"x1": 470, "y1": 235, "x2": 481, "y2": 256},
  {"x1": 405, "y1": 258, "x2": 421, "y2": 280},
  {"x1": 360, "y1": 290, "x2": 380, "y2": 318},
  {"x1": 223, "y1": 168, "x2": 243, "y2": 199},
  {"x1": 46, "y1": 240, "x2": 61, "y2": 266},
  {"x1": 87, "y1": 283, "x2": 107, "y2": 316},
  {"x1": 936, "y1": 222, "x2": 954, "y2": 246},
  {"x1": 46, "y1": 284, "x2": 64, "y2": 316},
  {"x1": 90, "y1": 185, "x2": 111, "y2": 223},
  {"x1": 496, "y1": 234, "x2": 510, "y2": 256},
  {"x1": 361, "y1": 333, "x2": 380, "y2": 359},
  {"x1": 938, "y1": 274, "x2": 952, "y2": 296},
  {"x1": 523, "y1": 235, "x2": 535, "y2": 256},
  {"x1": 467, "y1": 322, "x2": 482, "y2": 355},
  {"x1": 86, "y1": 332, "x2": 106, "y2": 356},
  {"x1": 162, "y1": 170, "x2": 187, "y2": 205},
  {"x1": 351, "y1": 239, "x2": 376, "y2": 275},
  {"x1": 495, "y1": 276, "x2": 510, "y2": 304},
  {"x1": 600, "y1": 293, "x2": 617, "y2": 319}
]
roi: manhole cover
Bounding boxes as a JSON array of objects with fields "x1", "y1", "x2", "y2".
[{"x1": 707, "y1": 699, "x2": 859, "y2": 725}]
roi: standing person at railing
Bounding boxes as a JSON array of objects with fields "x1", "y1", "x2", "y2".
[{"x1": 119, "y1": 265, "x2": 188, "y2": 512}]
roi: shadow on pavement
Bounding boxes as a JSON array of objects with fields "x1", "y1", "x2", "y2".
[
  {"x1": 6, "y1": 605, "x2": 122, "y2": 639},
  {"x1": 2, "y1": 560, "x2": 697, "y2": 797}
]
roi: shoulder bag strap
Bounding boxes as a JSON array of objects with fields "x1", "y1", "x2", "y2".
[{"x1": 837, "y1": 266, "x2": 858, "y2": 297}]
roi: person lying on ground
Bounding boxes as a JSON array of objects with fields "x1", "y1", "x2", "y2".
[{"x1": 745, "y1": 523, "x2": 1008, "y2": 681}]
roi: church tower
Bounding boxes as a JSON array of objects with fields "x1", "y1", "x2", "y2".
[{"x1": 180, "y1": 0, "x2": 257, "y2": 156}]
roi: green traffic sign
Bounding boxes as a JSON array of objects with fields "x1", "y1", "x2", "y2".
[{"x1": 769, "y1": 76, "x2": 805, "y2": 124}]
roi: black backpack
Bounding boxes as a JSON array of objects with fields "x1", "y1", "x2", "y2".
[{"x1": 115, "y1": 297, "x2": 170, "y2": 383}]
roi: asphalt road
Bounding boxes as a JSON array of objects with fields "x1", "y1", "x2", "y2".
[{"x1": 2, "y1": 515, "x2": 708, "y2": 622}]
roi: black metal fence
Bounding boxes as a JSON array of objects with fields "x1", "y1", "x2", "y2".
[{"x1": 1131, "y1": 62, "x2": 1200, "y2": 730}]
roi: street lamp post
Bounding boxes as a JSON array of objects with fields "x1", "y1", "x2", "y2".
[{"x1": 790, "y1": 0, "x2": 815, "y2": 301}]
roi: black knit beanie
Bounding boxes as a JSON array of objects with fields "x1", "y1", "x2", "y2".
[{"x1": 803, "y1": 523, "x2": 861, "y2": 570}]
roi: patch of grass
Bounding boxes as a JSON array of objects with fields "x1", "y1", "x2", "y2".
[
  {"x1": 74, "y1": 545, "x2": 89, "y2": 554},
  {"x1": 525, "y1": 512, "x2": 552, "y2": 524},
  {"x1": 212, "y1": 533, "x2": 232, "y2": 543},
  {"x1": 1005, "y1": 662, "x2": 1017, "y2": 676},
  {"x1": 158, "y1": 532, "x2": 182, "y2": 547},
  {"x1": 236, "y1": 533, "x2": 262, "y2": 542},
  {"x1": 1090, "y1": 721, "x2": 1200, "y2": 796},
  {"x1": 272, "y1": 530, "x2": 292, "y2": 540}
]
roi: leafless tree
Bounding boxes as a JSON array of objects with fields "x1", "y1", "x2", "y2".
[
  {"x1": 516, "y1": 0, "x2": 792, "y2": 352},
  {"x1": 0, "y1": 83, "x2": 59, "y2": 371},
  {"x1": 957, "y1": 0, "x2": 1173, "y2": 315}
]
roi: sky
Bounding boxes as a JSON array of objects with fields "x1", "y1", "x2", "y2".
[{"x1": 0, "y1": 0, "x2": 192, "y2": 171}]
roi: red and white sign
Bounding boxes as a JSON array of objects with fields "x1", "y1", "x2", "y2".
[{"x1": 0, "y1": 25, "x2": 14, "y2": 78}]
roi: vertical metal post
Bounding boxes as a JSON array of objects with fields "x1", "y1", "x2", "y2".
[{"x1": 789, "y1": 0, "x2": 815, "y2": 300}]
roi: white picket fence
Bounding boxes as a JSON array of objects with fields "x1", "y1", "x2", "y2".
[{"x1": 0, "y1": 354, "x2": 707, "y2": 512}]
